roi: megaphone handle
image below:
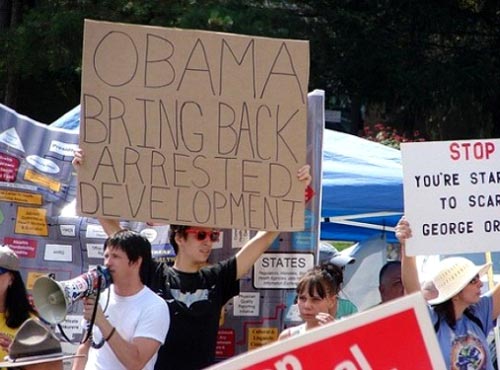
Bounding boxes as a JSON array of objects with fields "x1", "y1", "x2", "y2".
[{"x1": 81, "y1": 275, "x2": 102, "y2": 345}]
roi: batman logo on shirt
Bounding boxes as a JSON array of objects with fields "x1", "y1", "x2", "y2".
[{"x1": 168, "y1": 287, "x2": 212, "y2": 308}]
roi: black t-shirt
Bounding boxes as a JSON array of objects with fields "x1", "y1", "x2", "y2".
[{"x1": 151, "y1": 257, "x2": 239, "y2": 370}]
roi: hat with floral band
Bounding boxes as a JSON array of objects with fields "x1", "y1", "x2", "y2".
[
  {"x1": 428, "y1": 257, "x2": 491, "y2": 305},
  {"x1": 0, "y1": 318, "x2": 83, "y2": 367}
]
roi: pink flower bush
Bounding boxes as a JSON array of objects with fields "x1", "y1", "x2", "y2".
[{"x1": 362, "y1": 123, "x2": 425, "y2": 149}]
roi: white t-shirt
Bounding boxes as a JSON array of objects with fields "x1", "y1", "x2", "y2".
[{"x1": 85, "y1": 285, "x2": 170, "y2": 370}]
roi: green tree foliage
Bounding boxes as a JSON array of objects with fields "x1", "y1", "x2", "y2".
[
  {"x1": 0, "y1": 0, "x2": 307, "y2": 121},
  {"x1": 0, "y1": 0, "x2": 499, "y2": 140},
  {"x1": 286, "y1": 0, "x2": 500, "y2": 139}
]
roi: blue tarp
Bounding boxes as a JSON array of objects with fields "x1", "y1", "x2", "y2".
[
  {"x1": 50, "y1": 105, "x2": 80, "y2": 131},
  {"x1": 50, "y1": 106, "x2": 404, "y2": 242},
  {"x1": 320, "y1": 129, "x2": 403, "y2": 243}
]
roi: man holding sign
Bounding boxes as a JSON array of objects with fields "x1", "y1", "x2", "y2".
[
  {"x1": 73, "y1": 150, "x2": 311, "y2": 369},
  {"x1": 75, "y1": 18, "x2": 311, "y2": 370}
]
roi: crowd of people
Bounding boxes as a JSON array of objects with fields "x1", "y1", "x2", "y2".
[
  {"x1": 68, "y1": 149, "x2": 313, "y2": 370},
  {"x1": 0, "y1": 145, "x2": 496, "y2": 370},
  {"x1": 6, "y1": 214, "x2": 492, "y2": 370},
  {"x1": 276, "y1": 220, "x2": 499, "y2": 369}
]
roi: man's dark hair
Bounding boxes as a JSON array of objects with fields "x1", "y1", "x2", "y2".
[
  {"x1": 168, "y1": 225, "x2": 190, "y2": 254},
  {"x1": 104, "y1": 230, "x2": 153, "y2": 284},
  {"x1": 379, "y1": 260, "x2": 401, "y2": 285}
]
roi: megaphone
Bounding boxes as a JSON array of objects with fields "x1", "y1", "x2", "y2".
[{"x1": 32, "y1": 266, "x2": 112, "y2": 325}]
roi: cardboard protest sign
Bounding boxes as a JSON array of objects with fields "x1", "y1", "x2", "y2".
[
  {"x1": 77, "y1": 20, "x2": 309, "y2": 231},
  {"x1": 401, "y1": 139, "x2": 500, "y2": 255},
  {"x1": 207, "y1": 293, "x2": 446, "y2": 370}
]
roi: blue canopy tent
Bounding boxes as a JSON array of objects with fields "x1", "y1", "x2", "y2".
[{"x1": 320, "y1": 129, "x2": 404, "y2": 243}]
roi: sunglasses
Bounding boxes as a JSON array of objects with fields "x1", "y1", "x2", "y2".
[
  {"x1": 468, "y1": 274, "x2": 480, "y2": 285},
  {"x1": 0, "y1": 267, "x2": 10, "y2": 275},
  {"x1": 185, "y1": 229, "x2": 220, "y2": 242}
]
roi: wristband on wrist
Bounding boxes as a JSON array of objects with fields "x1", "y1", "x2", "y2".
[{"x1": 105, "y1": 327, "x2": 116, "y2": 342}]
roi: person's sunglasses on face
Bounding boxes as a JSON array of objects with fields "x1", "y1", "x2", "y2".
[
  {"x1": 185, "y1": 229, "x2": 221, "y2": 242},
  {"x1": 468, "y1": 274, "x2": 480, "y2": 285}
]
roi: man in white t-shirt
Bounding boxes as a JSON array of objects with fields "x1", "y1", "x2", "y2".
[{"x1": 72, "y1": 230, "x2": 170, "y2": 370}]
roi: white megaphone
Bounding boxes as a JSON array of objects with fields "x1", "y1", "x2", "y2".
[{"x1": 32, "y1": 266, "x2": 112, "y2": 325}]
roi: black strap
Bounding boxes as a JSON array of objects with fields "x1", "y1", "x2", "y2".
[
  {"x1": 57, "y1": 323, "x2": 73, "y2": 342},
  {"x1": 464, "y1": 310, "x2": 485, "y2": 333},
  {"x1": 433, "y1": 317, "x2": 440, "y2": 332}
]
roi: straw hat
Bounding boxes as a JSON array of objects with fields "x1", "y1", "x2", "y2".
[
  {"x1": 0, "y1": 318, "x2": 83, "y2": 367},
  {"x1": 428, "y1": 257, "x2": 491, "y2": 305}
]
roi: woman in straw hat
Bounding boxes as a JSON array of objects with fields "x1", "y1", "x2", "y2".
[
  {"x1": 396, "y1": 217, "x2": 499, "y2": 370},
  {"x1": 0, "y1": 246, "x2": 36, "y2": 362}
]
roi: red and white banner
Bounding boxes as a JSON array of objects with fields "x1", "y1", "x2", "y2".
[{"x1": 207, "y1": 293, "x2": 445, "y2": 370}]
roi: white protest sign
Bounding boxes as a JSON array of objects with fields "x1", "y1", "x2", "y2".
[
  {"x1": 207, "y1": 293, "x2": 445, "y2": 370},
  {"x1": 401, "y1": 139, "x2": 500, "y2": 255}
]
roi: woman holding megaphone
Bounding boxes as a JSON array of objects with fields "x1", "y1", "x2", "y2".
[{"x1": 0, "y1": 245, "x2": 37, "y2": 361}]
